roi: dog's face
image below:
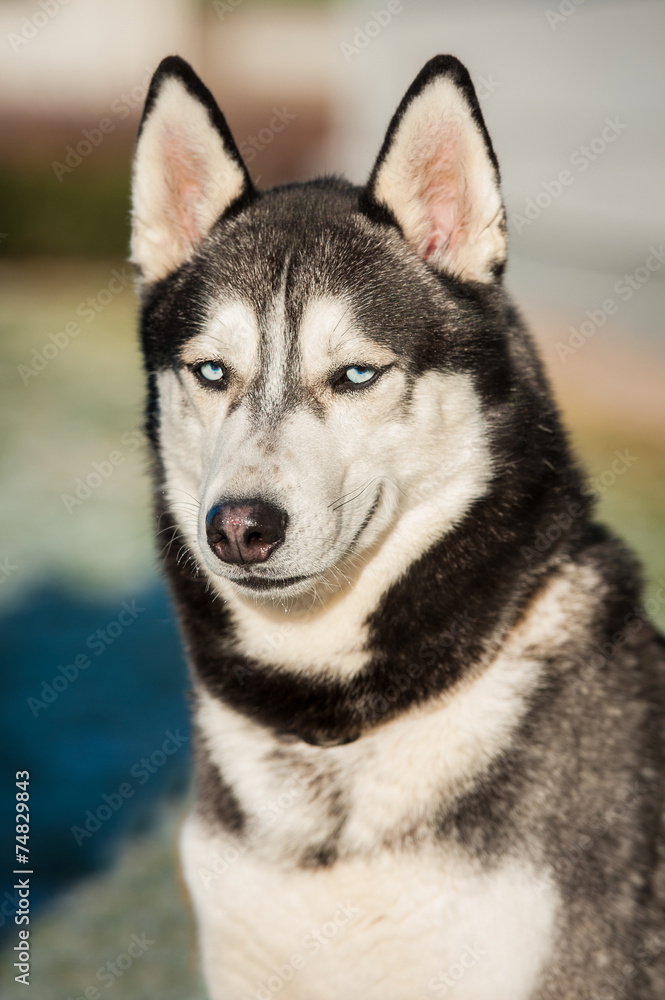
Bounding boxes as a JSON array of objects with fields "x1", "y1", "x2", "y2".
[{"x1": 132, "y1": 58, "x2": 510, "y2": 601}]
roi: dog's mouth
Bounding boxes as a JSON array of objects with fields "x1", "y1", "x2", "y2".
[{"x1": 232, "y1": 573, "x2": 314, "y2": 592}]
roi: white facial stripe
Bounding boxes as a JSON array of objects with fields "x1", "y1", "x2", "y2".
[
  {"x1": 257, "y1": 271, "x2": 291, "y2": 416},
  {"x1": 299, "y1": 297, "x2": 398, "y2": 382},
  {"x1": 181, "y1": 300, "x2": 260, "y2": 376}
]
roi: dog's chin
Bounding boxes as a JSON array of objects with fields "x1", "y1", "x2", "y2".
[
  {"x1": 229, "y1": 573, "x2": 318, "y2": 599},
  {"x1": 198, "y1": 553, "x2": 324, "y2": 600},
  {"x1": 204, "y1": 557, "x2": 358, "y2": 603}
]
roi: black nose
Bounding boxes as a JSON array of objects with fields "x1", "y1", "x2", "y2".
[{"x1": 206, "y1": 500, "x2": 288, "y2": 565}]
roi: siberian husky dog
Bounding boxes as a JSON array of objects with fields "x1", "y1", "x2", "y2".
[{"x1": 131, "y1": 55, "x2": 665, "y2": 999}]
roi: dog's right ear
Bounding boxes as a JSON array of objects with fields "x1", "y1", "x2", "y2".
[{"x1": 131, "y1": 56, "x2": 253, "y2": 287}]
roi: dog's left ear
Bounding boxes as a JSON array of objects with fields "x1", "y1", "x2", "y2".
[
  {"x1": 131, "y1": 56, "x2": 253, "y2": 287},
  {"x1": 364, "y1": 56, "x2": 506, "y2": 284}
]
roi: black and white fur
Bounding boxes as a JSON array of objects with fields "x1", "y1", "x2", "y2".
[{"x1": 132, "y1": 55, "x2": 665, "y2": 999}]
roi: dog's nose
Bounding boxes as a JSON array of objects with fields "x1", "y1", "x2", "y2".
[{"x1": 206, "y1": 500, "x2": 288, "y2": 564}]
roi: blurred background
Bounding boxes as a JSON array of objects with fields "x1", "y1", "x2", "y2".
[{"x1": 1, "y1": 0, "x2": 663, "y2": 996}]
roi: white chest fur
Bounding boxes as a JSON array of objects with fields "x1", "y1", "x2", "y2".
[
  {"x1": 181, "y1": 815, "x2": 558, "y2": 1000},
  {"x1": 184, "y1": 666, "x2": 559, "y2": 998}
]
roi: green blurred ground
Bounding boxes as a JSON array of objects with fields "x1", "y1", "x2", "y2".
[{"x1": 0, "y1": 258, "x2": 154, "y2": 601}]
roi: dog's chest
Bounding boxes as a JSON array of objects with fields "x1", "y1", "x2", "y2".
[
  {"x1": 183, "y1": 666, "x2": 558, "y2": 998},
  {"x1": 183, "y1": 577, "x2": 583, "y2": 998},
  {"x1": 182, "y1": 813, "x2": 557, "y2": 1000},
  {"x1": 194, "y1": 640, "x2": 541, "y2": 858}
]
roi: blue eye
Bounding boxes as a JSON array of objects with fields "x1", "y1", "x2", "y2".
[
  {"x1": 345, "y1": 366, "x2": 376, "y2": 385},
  {"x1": 198, "y1": 361, "x2": 224, "y2": 383}
]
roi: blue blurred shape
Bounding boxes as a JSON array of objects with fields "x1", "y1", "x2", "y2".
[{"x1": 0, "y1": 580, "x2": 191, "y2": 934}]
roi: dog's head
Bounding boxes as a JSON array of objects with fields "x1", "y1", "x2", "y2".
[{"x1": 132, "y1": 56, "x2": 518, "y2": 602}]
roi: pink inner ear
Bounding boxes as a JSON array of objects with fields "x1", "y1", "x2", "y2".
[
  {"x1": 162, "y1": 131, "x2": 207, "y2": 248},
  {"x1": 418, "y1": 130, "x2": 465, "y2": 260},
  {"x1": 423, "y1": 184, "x2": 460, "y2": 259}
]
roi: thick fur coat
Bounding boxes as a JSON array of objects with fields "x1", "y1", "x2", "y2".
[{"x1": 131, "y1": 55, "x2": 665, "y2": 1000}]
